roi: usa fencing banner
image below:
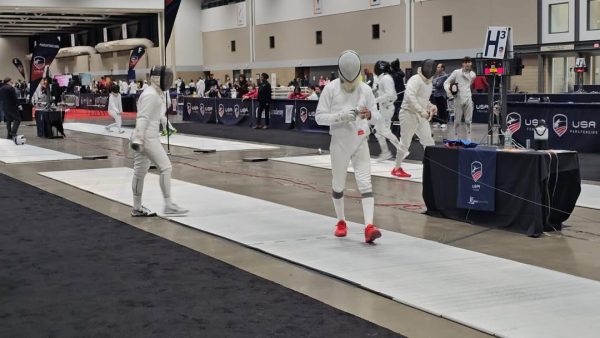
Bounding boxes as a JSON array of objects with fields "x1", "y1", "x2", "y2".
[
  {"x1": 506, "y1": 102, "x2": 600, "y2": 153},
  {"x1": 457, "y1": 147, "x2": 497, "y2": 211},
  {"x1": 128, "y1": 45, "x2": 146, "y2": 81},
  {"x1": 216, "y1": 98, "x2": 251, "y2": 126},
  {"x1": 29, "y1": 36, "x2": 60, "y2": 97},
  {"x1": 269, "y1": 99, "x2": 295, "y2": 129},
  {"x1": 183, "y1": 97, "x2": 215, "y2": 123},
  {"x1": 12, "y1": 58, "x2": 25, "y2": 79},
  {"x1": 165, "y1": 0, "x2": 182, "y2": 46},
  {"x1": 295, "y1": 100, "x2": 328, "y2": 132}
]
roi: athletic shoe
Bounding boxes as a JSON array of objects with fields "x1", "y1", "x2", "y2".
[
  {"x1": 364, "y1": 224, "x2": 382, "y2": 243},
  {"x1": 377, "y1": 151, "x2": 393, "y2": 162},
  {"x1": 440, "y1": 123, "x2": 447, "y2": 129},
  {"x1": 334, "y1": 220, "x2": 347, "y2": 237},
  {"x1": 262, "y1": 125, "x2": 268, "y2": 129},
  {"x1": 168, "y1": 128, "x2": 177, "y2": 136},
  {"x1": 391, "y1": 167, "x2": 411, "y2": 178},
  {"x1": 164, "y1": 203, "x2": 189, "y2": 215},
  {"x1": 131, "y1": 206, "x2": 157, "y2": 217},
  {"x1": 161, "y1": 129, "x2": 168, "y2": 136},
  {"x1": 118, "y1": 130, "x2": 125, "y2": 134}
]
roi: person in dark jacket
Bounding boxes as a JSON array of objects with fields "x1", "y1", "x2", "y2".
[
  {"x1": 390, "y1": 59, "x2": 406, "y2": 114},
  {"x1": 0, "y1": 78, "x2": 21, "y2": 139},
  {"x1": 255, "y1": 73, "x2": 272, "y2": 129}
]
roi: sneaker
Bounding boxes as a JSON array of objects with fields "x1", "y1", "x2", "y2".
[
  {"x1": 164, "y1": 203, "x2": 189, "y2": 215},
  {"x1": 131, "y1": 206, "x2": 157, "y2": 217},
  {"x1": 364, "y1": 224, "x2": 382, "y2": 243},
  {"x1": 168, "y1": 128, "x2": 177, "y2": 136},
  {"x1": 334, "y1": 220, "x2": 347, "y2": 237},
  {"x1": 161, "y1": 129, "x2": 168, "y2": 136},
  {"x1": 377, "y1": 151, "x2": 393, "y2": 162},
  {"x1": 262, "y1": 125, "x2": 268, "y2": 129},
  {"x1": 440, "y1": 123, "x2": 447, "y2": 129},
  {"x1": 118, "y1": 130, "x2": 125, "y2": 134},
  {"x1": 391, "y1": 167, "x2": 412, "y2": 178},
  {"x1": 253, "y1": 125, "x2": 261, "y2": 129}
]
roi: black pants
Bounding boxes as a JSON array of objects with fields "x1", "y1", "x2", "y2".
[
  {"x1": 256, "y1": 102, "x2": 270, "y2": 126},
  {"x1": 432, "y1": 96, "x2": 448, "y2": 123},
  {"x1": 6, "y1": 112, "x2": 21, "y2": 139}
]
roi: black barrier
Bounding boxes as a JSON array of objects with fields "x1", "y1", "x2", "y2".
[
  {"x1": 295, "y1": 100, "x2": 327, "y2": 132},
  {"x1": 506, "y1": 102, "x2": 600, "y2": 153},
  {"x1": 216, "y1": 98, "x2": 253, "y2": 126},
  {"x1": 78, "y1": 93, "x2": 95, "y2": 109},
  {"x1": 182, "y1": 97, "x2": 216, "y2": 123},
  {"x1": 269, "y1": 99, "x2": 295, "y2": 129}
]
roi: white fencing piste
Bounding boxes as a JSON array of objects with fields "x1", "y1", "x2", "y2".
[
  {"x1": 40, "y1": 166, "x2": 600, "y2": 338},
  {"x1": 63, "y1": 122, "x2": 279, "y2": 151},
  {"x1": 0, "y1": 139, "x2": 80, "y2": 163}
]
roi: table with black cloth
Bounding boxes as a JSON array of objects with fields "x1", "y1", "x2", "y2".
[
  {"x1": 35, "y1": 109, "x2": 65, "y2": 138},
  {"x1": 423, "y1": 146, "x2": 581, "y2": 237}
]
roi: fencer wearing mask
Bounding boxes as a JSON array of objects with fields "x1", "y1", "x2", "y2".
[
  {"x1": 105, "y1": 84, "x2": 124, "y2": 133},
  {"x1": 129, "y1": 65, "x2": 188, "y2": 217},
  {"x1": 372, "y1": 60, "x2": 401, "y2": 161},
  {"x1": 391, "y1": 59, "x2": 437, "y2": 178},
  {"x1": 444, "y1": 56, "x2": 476, "y2": 139},
  {"x1": 316, "y1": 50, "x2": 382, "y2": 243}
]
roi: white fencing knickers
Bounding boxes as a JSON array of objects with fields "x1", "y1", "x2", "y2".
[
  {"x1": 330, "y1": 136, "x2": 374, "y2": 225},
  {"x1": 454, "y1": 96, "x2": 473, "y2": 138},
  {"x1": 132, "y1": 138, "x2": 172, "y2": 209},
  {"x1": 106, "y1": 110, "x2": 122, "y2": 131},
  {"x1": 396, "y1": 110, "x2": 435, "y2": 167},
  {"x1": 374, "y1": 105, "x2": 401, "y2": 155}
]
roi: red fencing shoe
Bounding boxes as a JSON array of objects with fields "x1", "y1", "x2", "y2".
[
  {"x1": 364, "y1": 224, "x2": 382, "y2": 243},
  {"x1": 334, "y1": 220, "x2": 347, "y2": 237},
  {"x1": 391, "y1": 167, "x2": 412, "y2": 178}
]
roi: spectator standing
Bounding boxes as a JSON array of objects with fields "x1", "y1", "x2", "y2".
[{"x1": 255, "y1": 73, "x2": 272, "y2": 129}]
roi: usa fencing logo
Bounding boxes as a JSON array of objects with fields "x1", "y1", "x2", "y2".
[
  {"x1": 300, "y1": 107, "x2": 308, "y2": 123},
  {"x1": 506, "y1": 112, "x2": 521, "y2": 134},
  {"x1": 199, "y1": 103, "x2": 205, "y2": 116},
  {"x1": 218, "y1": 104, "x2": 225, "y2": 118},
  {"x1": 471, "y1": 161, "x2": 483, "y2": 182},
  {"x1": 33, "y1": 56, "x2": 46, "y2": 70},
  {"x1": 553, "y1": 114, "x2": 568, "y2": 137},
  {"x1": 234, "y1": 105, "x2": 240, "y2": 118},
  {"x1": 186, "y1": 102, "x2": 192, "y2": 115}
]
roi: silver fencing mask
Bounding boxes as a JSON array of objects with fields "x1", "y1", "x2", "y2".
[
  {"x1": 421, "y1": 59, "x2": 436, "y2": 79},
  {"x1": 13, "y1": 135, "x2": 26, "y2": 145},
  {"x1": 149, "y1": 65, "x2": 173, "y2": 91},
  {"x1": 374, "y1": 60, "x2": 391, "y2": 76},
  {"x1": 338, "y1": 50, "x2": 361, "y2": 93}
]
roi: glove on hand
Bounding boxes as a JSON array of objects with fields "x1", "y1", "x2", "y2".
[{"x1": 339, "y1": 110, "x2": 357, "y2": 122}]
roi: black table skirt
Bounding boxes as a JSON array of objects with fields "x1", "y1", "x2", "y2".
[{"x1": 423, "y1": 146, "x2": 581, "y2": 236}]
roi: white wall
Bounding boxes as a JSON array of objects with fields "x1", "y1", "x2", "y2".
[
  {"x1": 0, "y1": 37, "x2": 29, "y2": 80},
  {"x1": 169, "y1": 0, "x2": 205, "y2": 69},
  {"x1": 255, "y1": 0, "x2": 401, "y2": 25},
  {"x1": 201, "y1": 2, "x2": 248, "y2": 32}
]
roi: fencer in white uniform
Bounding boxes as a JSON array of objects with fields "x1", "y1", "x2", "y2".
[
  {"x1": 372, "y1": 60, "x2": 401, "y2": 161},
  {"x1": 105, "y1": 85, "x2": 124, "y2": 133},
  {"x1": 444, "y1": 56, "x2": 476, "y2": 139},
  {"x1": 128, "y1": 80, "x2": 138, "y2": 95},
  {"x1": 392, "y1": 59, "x2": 437, "y2": 179},
  {"x1": 316, "y1": 50, "x2": 383, "y2": 244},
  {"x1": 130, "y1": 66, "x2": 188, "y2": 217}
]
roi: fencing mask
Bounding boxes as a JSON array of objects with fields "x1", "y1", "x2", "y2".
[
  {"x1": 420, "y1": 59, "x2": 436, "y2": 79},
  {"x1": 13, "y1": 135, "x2": 26, "y2": 145},
  {"x1": 149, "y1": 65, "x2": 173, "y2": 91},
  {"x1": 374, "y1": 60, "x2": 391, "y2": 76},
  {"x1": 338, "y1": 50, "x2": 361, "y2": 93}
]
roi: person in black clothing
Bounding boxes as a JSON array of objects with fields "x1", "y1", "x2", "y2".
[
  {"x1": 255, "y1": 73, "x2": 271, "y2": 129},
  {"x1": 0, "y1": 78, "x2": 21, "y2": 139},
  {"x1": 390, "y1": 58, "x2": 406, "y2": 114},
  {"x1": 237, "y1": 74, "x2": 249, "y2": 97}
]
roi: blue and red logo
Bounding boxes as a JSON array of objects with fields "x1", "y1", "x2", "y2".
[
  {"x1": 506, "y1": 112, "x2": 521, "y2": 134},
  {"x1": 471, "y1": 161, "x2": 483, "y2": 182},
  {"x1": 553, "y1": 114, "x2": 568, "y2": 137},
  {"x1": 300, "y1": 107, "x2": 308, "y2": 123}
]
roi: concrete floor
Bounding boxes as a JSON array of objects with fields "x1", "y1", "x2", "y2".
[{"x1": 2, "y1": 119, "x2": 599, "y2": 338}]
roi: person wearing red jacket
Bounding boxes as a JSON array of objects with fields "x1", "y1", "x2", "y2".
[
  {"x1": 241, "y1": 84, "x2": 258, "y2": 100},
  {"x1": 472, "y1": 75, "x2": 488, "y2": 93},
  {"x1": 288, "y1": 86, "x2": 306, "y2": 99}
]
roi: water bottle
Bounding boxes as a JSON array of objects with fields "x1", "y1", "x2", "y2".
[{"x1": 504, "y1": 129, "x2": 512, "y2": 149}]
